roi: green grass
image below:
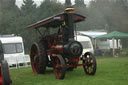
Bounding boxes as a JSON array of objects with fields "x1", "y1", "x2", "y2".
[{"x1": 10, "y1": 57, "x2": 128, "y2": 85}]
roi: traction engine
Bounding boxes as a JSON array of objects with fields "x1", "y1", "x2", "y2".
[{"x1": 28, "y1": 8, "x2": 96, "y2": 79}]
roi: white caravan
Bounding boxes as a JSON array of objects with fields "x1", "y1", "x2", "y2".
[
  {"x1": 75, "y1": 35, "x2": 94, "y2": 55},
  {"x1": 0, "y1": 35, "x2": 30, "y2": 67}
]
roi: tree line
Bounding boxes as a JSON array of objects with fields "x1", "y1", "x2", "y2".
[{"x1": 0, "y1": 0, "x2": 128, "y2": 52}]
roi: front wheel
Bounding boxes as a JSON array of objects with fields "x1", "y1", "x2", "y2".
[
  {"x1": 0, "y1": 60, "x2": 11, "y2": 85},
  {"x1": 53, "y1": 55, "x2": 66, "y2": 80},
  {"x1": 82, "y1": 53, "x2": 96, "y2": 75}
]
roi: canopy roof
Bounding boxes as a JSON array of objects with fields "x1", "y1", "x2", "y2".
[
  {"x1": 96, "y1": 31, "x2": 128, "y2": 39},
  {"x1": 28, "y1": 12, "x2": 86, "y2": 29}
]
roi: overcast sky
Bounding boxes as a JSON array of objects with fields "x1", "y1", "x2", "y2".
[{"x1": 16, "y1": 0, "x2": 90, "y2": 7}]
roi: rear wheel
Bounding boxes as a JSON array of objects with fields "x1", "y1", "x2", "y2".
[
  {"x1": 53, "y1": 55, "x2": 66, "y2": 80},
  {"x1": 30, "y1": 42, "x2": 47, "y2": 74},
  {"x1": 83, "y1": 53, "x2": 96, "y2": 75},
  {"x1": 0, "y1": 60, "x2": 11, "y2": 85}
]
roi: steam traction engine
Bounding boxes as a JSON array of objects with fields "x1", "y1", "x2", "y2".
[
  {"x1": 0, "y1": 41, "x2": 12, "y2": 85},
  {"x1": 28, "y1": 8, "x2": 96, "y2": 79}
]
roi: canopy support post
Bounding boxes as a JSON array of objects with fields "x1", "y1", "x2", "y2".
[{"x1": 112, "y1": 38, "x2": 115, "y2": 57}]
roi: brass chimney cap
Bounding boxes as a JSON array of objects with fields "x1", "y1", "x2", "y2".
[{"x1": 65, "y1": 7, "x2": 75, "y2": 13}]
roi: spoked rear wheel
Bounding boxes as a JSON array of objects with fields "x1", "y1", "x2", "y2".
[
  {"x1": 83, "y1": 53, "x2": 96, "y2": 75},
  {"x1": 53, "y1": 55, "x2": 66, "y2": 80},
  {"x1": 30, "y1": 42, "x2": 47, "y2": 74},
  {"x1": 0, "y1": 60, "x2": 11, "y2": 85}
]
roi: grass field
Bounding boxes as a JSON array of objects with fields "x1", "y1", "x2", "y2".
[{"x1": 10, "y1": 56, "x2": 128, "y2": 85}]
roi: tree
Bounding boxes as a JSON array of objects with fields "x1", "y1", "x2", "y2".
[
  {"x1": 0, "y1": 0, "x2": 17, "y2": 10},
  {"x1": 38, "y1": 0, "x2": 64, "y2": 19},
  {"x1": 0, "y1": 0, "x2": 20, "y2": 34},
  {"x1": 83, "y1": 0, "x2": 128, "y2": 33},
  {"x1": 75, "y1": 0, "x2": 86, "y2": 7},
  {"x1": 21, "y1": 0, "x2": 37, "y2": 15},
  {"x1": 73, "y1": 0, "x2": 87, "y2": 31},
  {"x1": 65, "y1": 0, "x2": 72, "y2": 7}
]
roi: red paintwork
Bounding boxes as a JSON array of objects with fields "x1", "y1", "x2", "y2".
[
  {"x1": 0, "y1": 64, "x2": 3, "y2": 85},
  {"x1": 65, "y1": 63, "x2": 86, "y2": 68},
  {"x1": 47, "y1": 45, "x2": 63, "y2": 58},
  {"x1": 65, "y1": 57, "x2": 86, "y2": 68},
  {"x1": 53, "y1": 57, "x2": 62, "y2": 79},
  {"x1": 30, "y1": 45, "x2": 40, "y2": 74},
  {"x1": 71, "y1": 57, "x2": 80, "y2": 62},
  {"x1": 45, "y1": 34, "x2": 63, "y2": 56},
  {"x1": 51, "y1": 45, "x2": 63, "y2": 54}
]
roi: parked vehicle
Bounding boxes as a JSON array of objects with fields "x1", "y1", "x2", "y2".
[{"x1": 0, "y1": 34, "x2": 30, "y2": 67}]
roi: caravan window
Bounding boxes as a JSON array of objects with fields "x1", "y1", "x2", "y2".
[
  {"x1": 16, "y1": 43, "x2": 23, "y2": 53},
  {"x1": 3, "y1": 43, "x2": 23, "y2": 54},
  {"x1": 81, "y1": 41, "x2": 91, "y2": 49}
]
